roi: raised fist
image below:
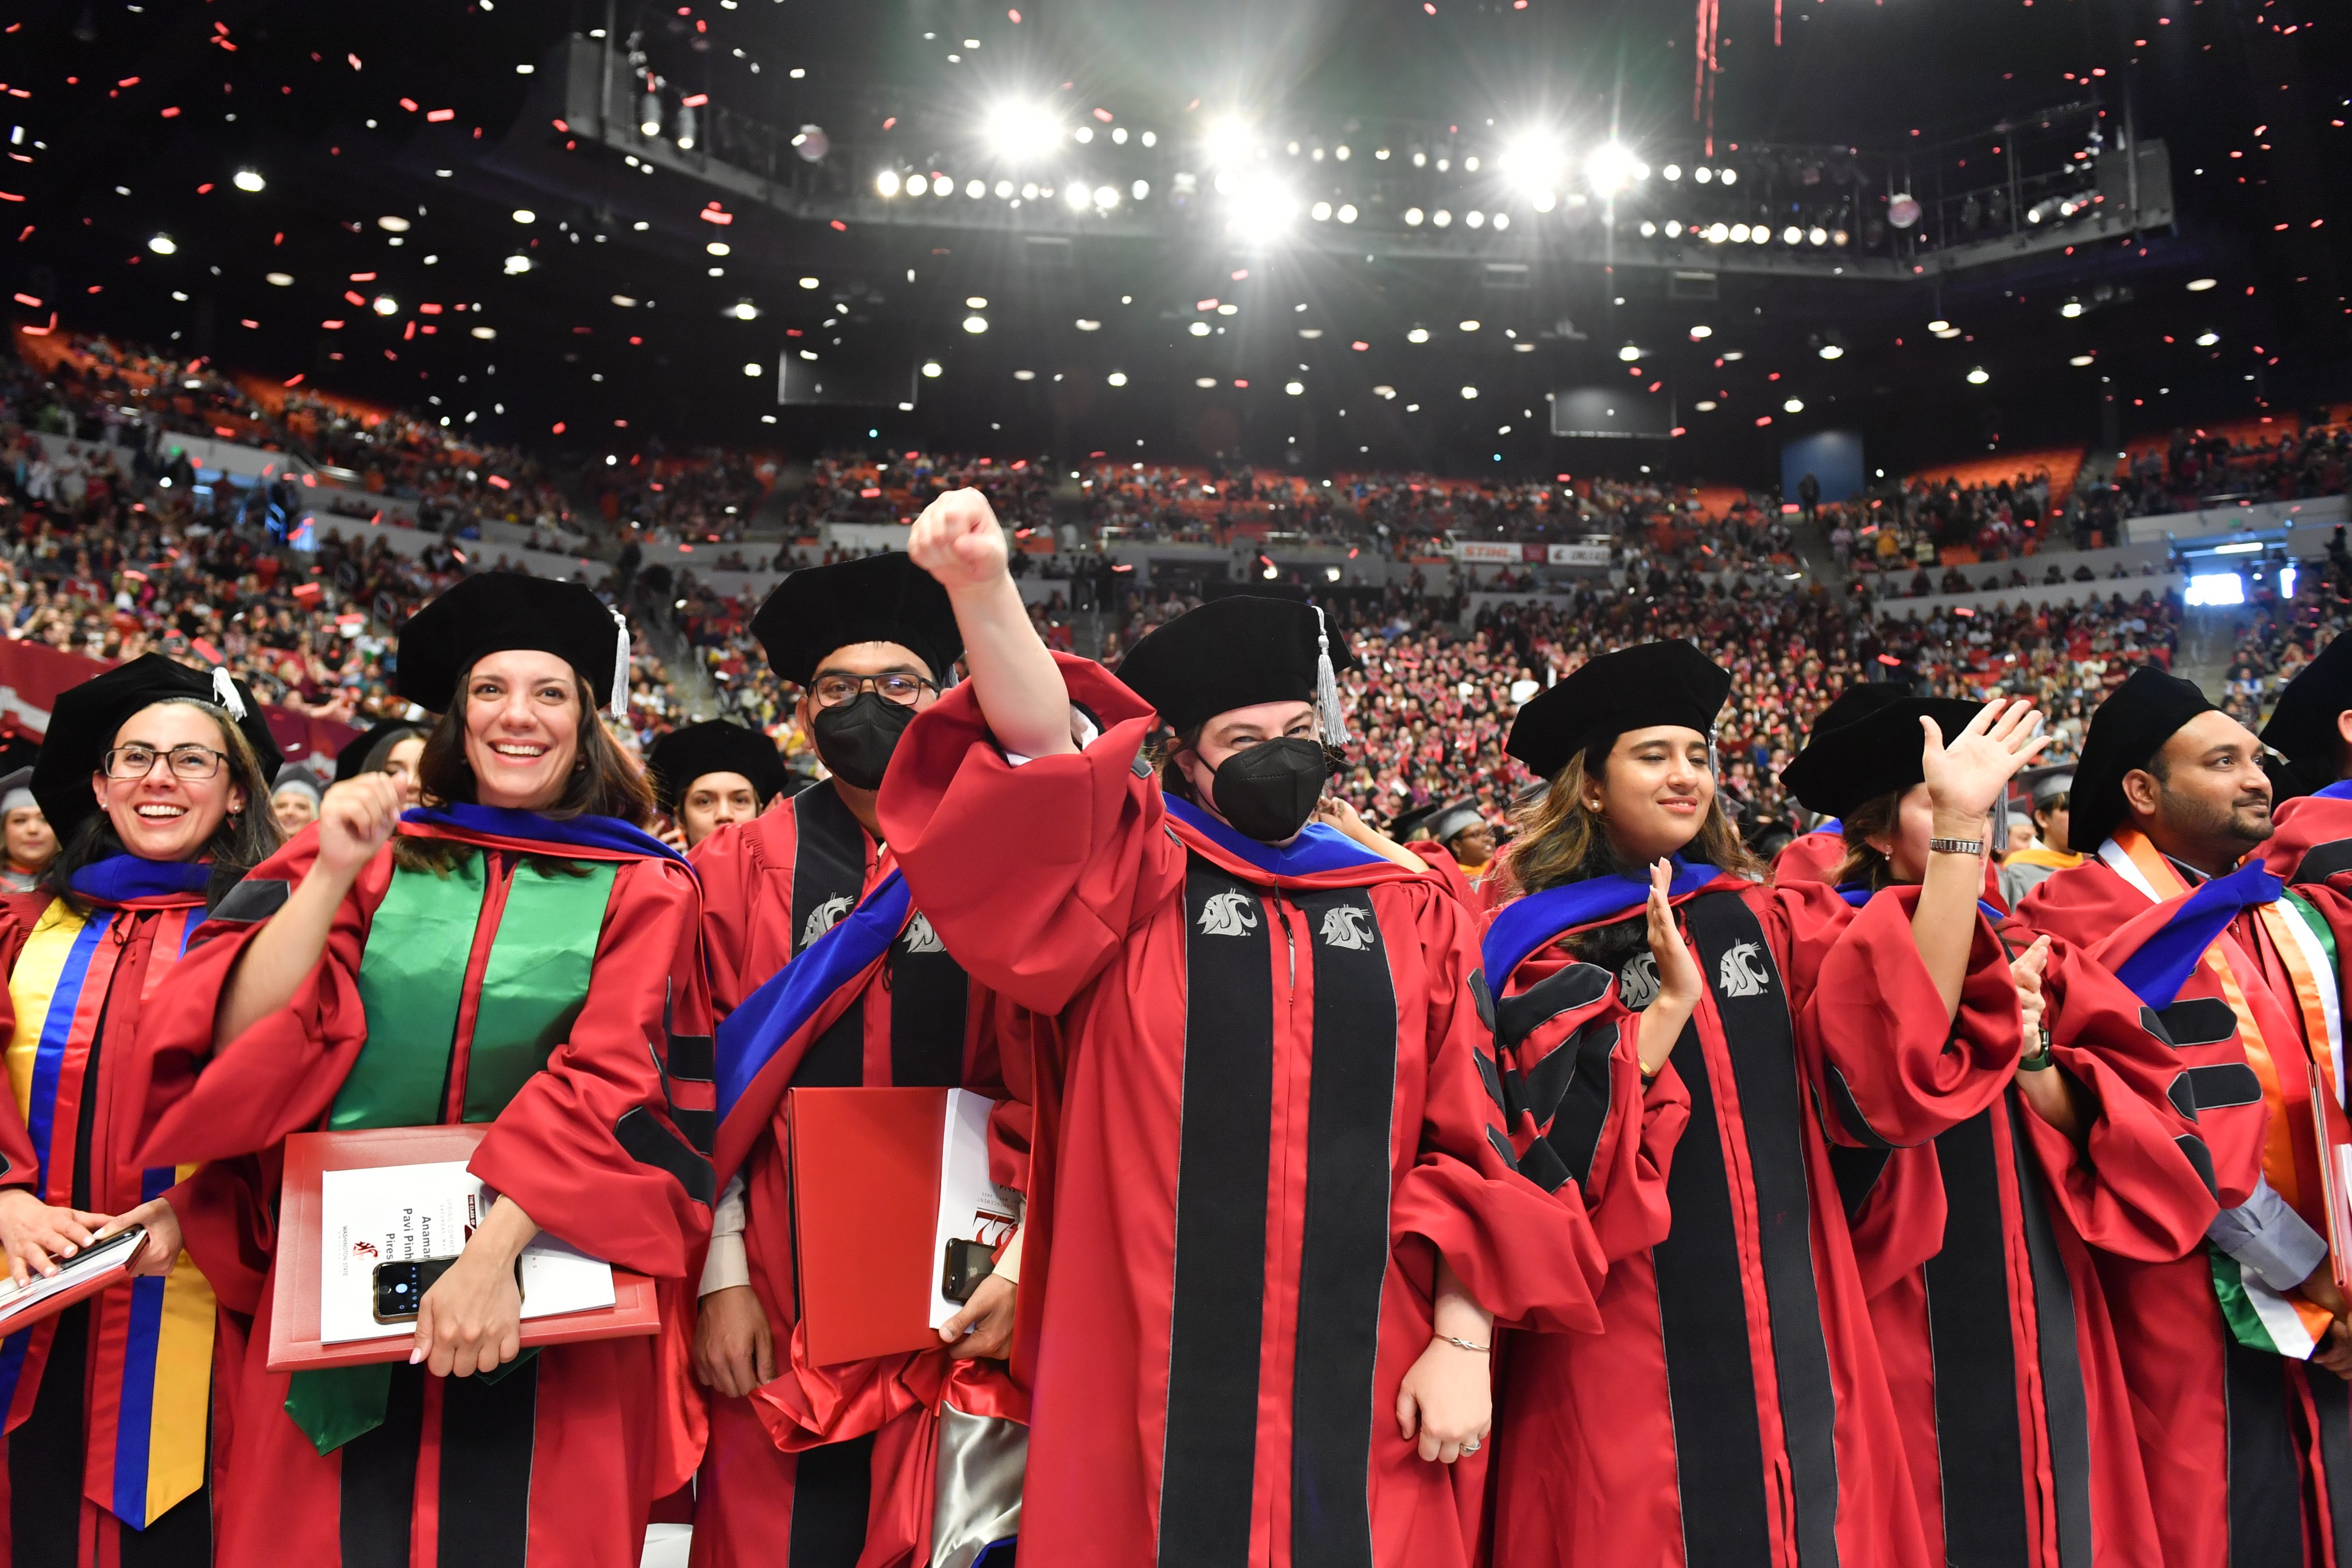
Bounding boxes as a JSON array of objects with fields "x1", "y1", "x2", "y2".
[{"x1": 907, "y1": 487, "x2": 1008, "y2": 593}]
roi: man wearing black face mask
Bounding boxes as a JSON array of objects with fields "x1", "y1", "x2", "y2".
[
  {"x1": 872, "y1": 490, "x2": 1623, "y2": 1568},
  {"x1": 687, "y1": 549, "x2": 1027, "y2": 1568}
]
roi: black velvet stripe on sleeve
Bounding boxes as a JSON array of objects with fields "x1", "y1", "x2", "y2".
[
  {"x1": 2186, "y1": 1063, "x2": 2264, "y2": 1111},
  {"x1": 2291, "y1": 840, "x2": 2352, "y2": 887},
  {"x1": 2153, "y1": 998, "x2": 2239, "y2": 1049},
  {"x1": 613, "y1": 1105, "x2": 717, "y2": 1206},
  {"x1": 1825, "y1": 1146, "x2": 1892, "y2": 1222},
  {"x1": 1156, "y1": 865, "x2": 1276, "y2": 1566},
  {"x1": 1539, "y1": 1017, "x2": 1621, "y2": 1191},
  {"x1": 1825, "y1": 1067, "x2": 1897, "y2": 1150},
  {"x1": 1287, "y1": 886, "x2": 1397, "y2": 1568},
  {"x1": 206, "y1": 876, "x2": 289, "y2": 925},
  {"x1": 1493, "y1": 962, "x2": 1612, "y2": 1052}
]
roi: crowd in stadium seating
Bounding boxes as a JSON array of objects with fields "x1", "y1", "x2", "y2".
[
  {"x1": 2099, "y1": 421, "x2": 2352, "y2": 519},
  {"x1": 0, "y1": 340, "x2": 688, "y2": 760},
  {"x1": 591, "y1": 447, "x2": 777, "y2": 545},
  {"x1": 18, "y1": 328, "x2": 2349, "y2": 854},
  {"x1": 793, "y1": 450, "x2": 1057, "y2": 533}
]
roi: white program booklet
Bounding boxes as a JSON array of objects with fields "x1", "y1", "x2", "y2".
[
  {"x1": 319, "y1": 1159, "x2": 617, "y2": 1345},
  {"x1": 927, "y1": 1087, "x2": 1023, "y2": 1330}
]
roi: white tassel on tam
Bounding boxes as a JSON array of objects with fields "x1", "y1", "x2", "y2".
[
  {"x1": 1313, "y1": 605, "x2": 1349, "y2": 748},
  {"x1": 210, "y1": 667, "x2": 247, "y2": 721},
  {"x1": 609, "y1": 609, "x2": 630, "y2": 721}
]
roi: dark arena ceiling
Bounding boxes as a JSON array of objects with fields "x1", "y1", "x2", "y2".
[{"x1": 2, "y1": 0, "x2": 2345, "y2": 483}]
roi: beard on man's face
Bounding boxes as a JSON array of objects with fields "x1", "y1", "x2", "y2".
[{"x1": 2159, "y1": 777, "x2": 2275, "y2": 849}]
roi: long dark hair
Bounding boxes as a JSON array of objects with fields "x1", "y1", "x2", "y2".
[
  {"x1": 1832, "y1": 789, "x2": 1905, "y2": 891},
  {"x1": 44, "y1": 697, "x2": 285, "y2": 916},
  {"x1": 396, "y1": 660, "x2": 652, "y2": 876}
]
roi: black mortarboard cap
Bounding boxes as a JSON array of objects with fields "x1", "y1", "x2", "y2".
[
  {"x1": 1778, "y1": 690, "x2": 1984, "y2": 818},
  {"x1": 647, "y1": 720, "x2": 788, "y2": 813},
  {"x1": 1113, "y1": 595, "x2": 1360, "y2": 736},
  {"x1": 2260, "y1": 633, "x2": 2352, "y2": 774},
  {"x1": 1504, "y1": 641, "x2": 1732, "y2": 780},
  {"x1": 32, "y1": 654, "x2": 281, "y2": 834},
  {"x1": 395, "y1": 574, "x2": 630, "y2": 717},
  {"x1": 333, "y1": 717, "x2": 430, "y2": 783},
  {"x1": 2068, "y1": 666, "x2": 2218, "y2": 853},
  {"x1": 750, "y1": 552, "x2": 963, "y2": 689}
]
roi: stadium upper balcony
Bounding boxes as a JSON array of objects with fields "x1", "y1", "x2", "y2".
[{"x1": 545, "y1": 36, "x2": 2171, "y2": 284}]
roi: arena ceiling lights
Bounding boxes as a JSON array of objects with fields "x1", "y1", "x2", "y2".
[
  {"x1": 1498, "y1": 132, "x2": 1569, "y2": 207},
  {"x1": 1584, "y1": 140, "x2": 1645, "y2": 198},
  {"x1": 1222, "y1": 169, "x2": 1299, "y2": 244},
  {"x1": 982, "y1": 99, "x2": 1065, "y2": 163}
]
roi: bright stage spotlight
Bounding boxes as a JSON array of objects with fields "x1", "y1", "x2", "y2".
[
  {"x1": 1224, "y1": 172, "x2": 1298, "y2": 241},
  {"x1": 1500, "y1": 133, "x2": 1568, "y2": 202},
  {"x1": 1585, "y1": 141, "x2": 1637, "y2": 197},
  {"x1": 984, "y1": 100, "x2": 1063, "y2": 161},
  {"x1": 1203, "y1": 115, "x2": 1255, "y2": 167}
]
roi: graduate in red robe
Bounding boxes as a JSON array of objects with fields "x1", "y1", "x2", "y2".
[
  {"x1": 690, "y1": 551, "x2": 1023, "y2": 1568},
  {"x1": 1782, "y1": 683, "x2": 2218, "y2": 1568},
  {"x1": 1479, "y1": 643, "x2": 2037, "y2": 1568},
  {"x1": 872, "y1": 491, "x2": 1615, "y2": 1568},
  {"x1": 132, "y1": 575, "x2": 715, "y2": 1568},
  {"x1": 0, "y1": 657, "x2": 285, "y2": 1567},
  {"x1": 2255, "y1": 631, "x2": 2352, "y2": 889},
  {"x1": 2018, "y1": 666, "x2": 2352, "y2": 1568},
  {"x1": 647, "y1": 720, "x2": 788, "y2": 854}
]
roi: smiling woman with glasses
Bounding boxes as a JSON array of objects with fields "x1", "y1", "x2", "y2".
[{"x1": 0, "y1": 654, "x2": 283, "y2": 1568}]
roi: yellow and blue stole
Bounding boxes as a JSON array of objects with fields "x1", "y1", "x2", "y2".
[{"x1": 0, "y1": 858, "x2": 217, "y2": 1529}]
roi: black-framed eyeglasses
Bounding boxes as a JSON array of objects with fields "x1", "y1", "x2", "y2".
[
  {"x1": 809, "y1": 672, "x2": 935, "y2": 708},
  {"x1": 103, "y1": 743, "x2": 228, "y2": 781}
]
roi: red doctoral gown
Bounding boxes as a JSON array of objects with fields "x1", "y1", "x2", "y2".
[
  {"x1": 0, "y1": 872, "x2": 262, "y2": 1568},
  {"x1": 689, "y1": 780, "x2": 1023, "y2": 1568},
  {"x1": 131, "y1": 816, "x2": 715, "y2": 1568},
  {"x1": 2021, "y1": 847, "x2": 2352, "y2": 1568},
  {"x1": 1485, "y1": 872, "x2": 2024, "y2": 1568},
  {"x1": 1838, "y1": 900, "x2": 2218, "y2": 1568},
  {"x1": 876, "y1": 655, "x2": 1615, "y2": 1568}
]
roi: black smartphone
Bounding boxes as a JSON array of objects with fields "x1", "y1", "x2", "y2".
[
  {"x1": 941, "y1": 1238, "x2": 996, "y2": 1304},
  {"x1": 372, "y1": 1257, "x2": 457, "y2": 1323}
]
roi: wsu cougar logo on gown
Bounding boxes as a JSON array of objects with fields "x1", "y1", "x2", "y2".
[
  {"x1": 802, "y1": 893, "x2": 854, "y2": 948},
  {"x1": 1716, "y1": 939, "x2": 1773, "y2": 998},
  {"x1": 1198, "y1": 891, "x2": 1260, "y2": 936},
  {"x1": 1618, "y1": 951, "x2": 1661, "y2": 1011},
  {"x1": 1318, "y1": 905, "x2": 1375, "y2": 951},
  {"x1": 903, "y1": 911, "x2": 945, "y2": 954}
]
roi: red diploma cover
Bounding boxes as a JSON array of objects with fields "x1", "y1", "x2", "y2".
[
  {"x1": 787, "y1": 1086, "x2": 955, "y2": 1368},
  {"x1": 267, "y1": 1125, "x2": 662, "y2": 1371}
]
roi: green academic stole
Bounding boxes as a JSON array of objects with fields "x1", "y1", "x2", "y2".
[{"x1": 285, "y1": 853, "x2": 618, "y2": 1454}]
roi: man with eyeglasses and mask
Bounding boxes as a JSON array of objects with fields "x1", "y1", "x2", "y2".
[{"x1": 688, "y1": 549, "x2": 1026, "y2": 1568}]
